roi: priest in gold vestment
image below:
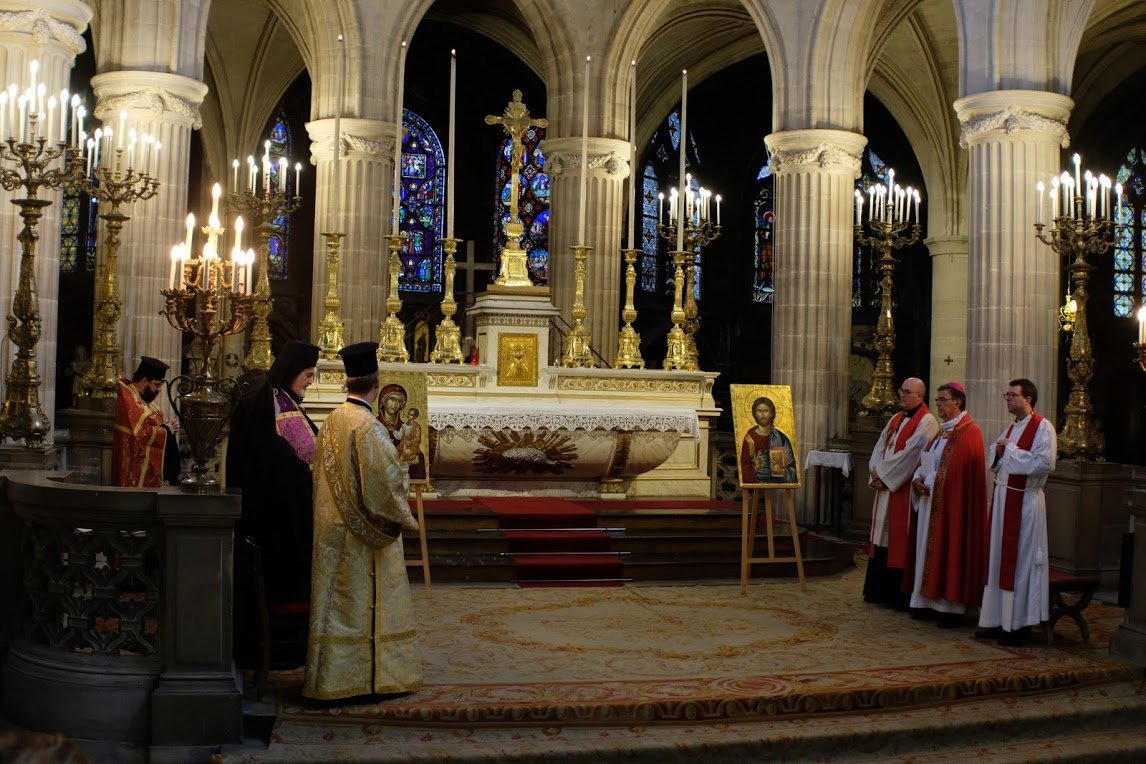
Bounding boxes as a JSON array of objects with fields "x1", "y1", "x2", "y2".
[{"x1": 303, "y1": 342, "x2": 422, "y2": 700}]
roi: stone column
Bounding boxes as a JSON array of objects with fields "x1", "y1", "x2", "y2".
[
  {"x1": 544, "y1": 136, "x2": 629, "y2": 365},
  {"x1": 764, "y1": 129, "x2": 866, "y2": 520},
  {"x1": 954, "y1": 91, "x2": 1071, "y2": 444},
  {"x1": 0, "y1": 1, "x2": 91, "y2": 437},
  {"x1": 306, "y1": 117, "x2": 395, "y2": 345},
  {"x1": 926, "y1": 235, "x2": 969, "y2": 389},
  {"x1": 91, "y1": 71, "x2": 208, "y2": 383}
]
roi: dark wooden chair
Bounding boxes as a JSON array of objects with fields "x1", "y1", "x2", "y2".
[
  {"x1": 1044, "y1": 569, "x2": 1101, "y2": 645},
  {"x1": 245, "y1": 537, "x2": 310, "y2": 700}
]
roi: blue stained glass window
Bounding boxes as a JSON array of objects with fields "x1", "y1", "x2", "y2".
[
  {"x1": 265, "y1": 113, "x2": 291, "y2": 280},
  {"x1": 493, "y1": 125, "x2": 548, "y2": 285},
  {"x1": 753, "y1": 165, "x2": 774, "y2": 304},
  {"x1": 1113, "y1": 148, "x2": 1145, "y2": 318},
  {"x1": 641, "y1": 164, "x2": 659, "y2": 291},
  {"x1": 59, "y1": 178, "x2": 97, "y2": 273},
  {"x1": 397, "y1": 109, "x2": 445, "y2": 294}
]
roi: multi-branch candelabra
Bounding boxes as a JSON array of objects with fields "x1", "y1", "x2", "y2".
[
  {"x1": 614, "y1": 248, "x2": 644, "y2": 369},
  {"x1": 656, "y1": 184, "x2": 722, "y2": 371},
  {"x1": 0, "y1": 115, "x2": 85, "y2": 444},
  {"x1": 81, "y1": 150, "x2": 160, "y2": 399},
  {"x1": 1034, "y1": 155, "x2": 1118, "y2": 461},
  {"x1": 430, "y1": 237, "x2": 464, "y2": 363},
  {"x1": 378, "y1": 233, "x2": 409, "y2": 362},
  {"x1": 854, "y1": 176, "x2": 923, "y2": 416},
  {"x1": 229, "y1": 182, "x2": 301, "y2": 371},
  {"x1": 316, "y1": 231, "x2": 345, "y2": 360},
  {"x1": 161, "y1": 205, "x2": 255, "y2": 492},
  {"x1": 560, "y1": 245, "x2": 594, "y2": 367}
]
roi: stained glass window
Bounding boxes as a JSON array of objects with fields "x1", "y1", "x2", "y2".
[
  {"x1": 753, "y1": 165, "x2": 774, "y2": 303},
  {"x1": 59, "y1": 178, "x2": 98, "y2": 273},
  {"x1": 266, "y1": 113, "x2": 290, "y2": 280},
  {"x1": 1114, "y1": 148, "x2": 1146, "y2": 318},
  {"x1": 854, "y1": 149, "x2": 890, "y2": 308},
  {"x1": 493, "y1": 125, "x2": 548, "y2": 284},
  {"x1": 397, "y1": 109, "x2": 445, "y2": 293},
  {"x1": 641, "y1": 163, "x2": 659, "y2": 291}
]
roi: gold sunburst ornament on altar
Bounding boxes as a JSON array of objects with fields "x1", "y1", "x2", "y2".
[{"x1": 472, "y1": 430, "x2": 577, "y2": 475}]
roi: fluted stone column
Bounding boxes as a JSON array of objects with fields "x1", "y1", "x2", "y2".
[
  {"x1": 91, "y1": 71, "x2": 208, "y2": 381},
  {"x1": 926, "y1": 235, "x2": 969, "y2": 389},
  {"x1": 305, "y1": 118, "x2": 395, "y2": 345},
  {"x1": 0, "y1": 1, "x2": 91, "y2": 438},
  {"x1": 544, "y1": 137, "x2": 629, "y2": 365},
  {"x1": 955, "y1": 91, "x2": 1070, "y2": 444},
  {"x1": 765, "y1": 129, "x2": 866, "y2": 519}
]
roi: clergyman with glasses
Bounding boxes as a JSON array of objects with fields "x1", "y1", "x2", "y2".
[
  {"x1": 864, "y1": 377, "x2": 939, "y2": 607},
  {"x1": 908, "y1": 381, "x2": 988, "y2": 628},
  {"x1": 975, "y1": 378, "x2": 1057, "y2": 647}
]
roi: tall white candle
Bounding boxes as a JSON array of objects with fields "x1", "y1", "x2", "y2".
[
  {"x1": 913, "y1": 190, "x2": 920, "y2": 224},
  {"x1": 332, "y1": 33, "x2": 345, "y2": 230},
  {"x1": 392, "y1": 40, "x2": 407, "y2": 235},
  {"x1": 210, "y1": 183, "x2": 221, "y2": 219},
  {"x1": 1036, "y1": 181, "x2": 1044, "y2": 222},
  {"x1": 854, "y1": 190, "x2": 862, "y2": 225},
  {"x1": 232, "y1": 159, "x2": 239, "y2": 191},
  {"x1": 677, "y1": 69, "x2": 687, "y2": 253},
  {"x1": 1073, "y1": 153, "x2": 1081, "y2": 197},
  {"x1": 627, "y1": 59, "x2": 637, "y2": 248},
  {"x1": 169, "y1": 245, "x2": 179, "y2": 290},
  {"x1": 1116, "y1": 182, "x2": 1123, "y2": 226},
  {"x1": 1138, "y1": 304, "x2": 1146, "y2": 344},
  {"x1": 294, "y1": 162, "x2": 301, "y2": 196},
  {"x1": 184, "y1": 213, "x2": 195, "y2": 251},
  {"x1": 447, "y1": 48, "x2": 457, "y2": 239},
  {"x1": 578, "y1": 55, "x2": 590, "y2": 245},
  {"x1": 715, "y1": 194, "x2": 721, "y2": 226}
]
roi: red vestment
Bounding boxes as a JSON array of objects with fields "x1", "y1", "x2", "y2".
[
  {"x1": 881, "y1": 405, "x2": 932, "y2": 569},
  {"x1": 914, "y1": 414, "x2": 988, "y2": 607},
  {"x1": 112, "y1": 378, "x2": 169, "y2": 488}
]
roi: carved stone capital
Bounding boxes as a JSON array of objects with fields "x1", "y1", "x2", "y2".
[
  {"x1": 305, "y1": 117, "x2": 396, "y2": 164},
  {"x1": 91, "y1": 71, "x2": 209, "y2": 130},
  {"x1": 542, "y1": 136, "x2": 633, "y2": 180},
  {"x1": 764, "y1": 129, "x2": 866, "y2": 177},
  {"x1": 954, "y1": 90, "x2": 1073, "y2": 149},
  {"x1": 0, "y1": 4, "x2": 90, "y2": 56}
]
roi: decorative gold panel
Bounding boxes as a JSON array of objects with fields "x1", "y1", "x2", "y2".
[{"x1": 497, "y1": 333, "x2": 538, "y2": 387}]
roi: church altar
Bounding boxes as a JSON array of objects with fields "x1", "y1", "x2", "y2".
[{"x1": 305, "y1": 360, "x2": 719, "y2": 499}]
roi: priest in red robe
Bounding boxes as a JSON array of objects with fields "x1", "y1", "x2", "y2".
[
  {"x1": 908, "y1": 381, "x2": 987, "y2": 628},
  {"x1": 113, "y1": 356, "x2": 180, "y2": 488}
]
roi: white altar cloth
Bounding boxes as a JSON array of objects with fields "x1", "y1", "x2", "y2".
[{"x1": 428, "y1": 401, "x2": 699, "y2": 439}]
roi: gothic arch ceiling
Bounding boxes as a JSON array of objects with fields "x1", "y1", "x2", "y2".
[{"x1": 1070, "y1": 0, "x2": 1146, "y2": 132}]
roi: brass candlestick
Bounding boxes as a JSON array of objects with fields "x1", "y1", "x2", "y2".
[
  {"x1": 855, "y1": 207, "x2": 922, "y2": 416},
  {"x1": 81, "y1": 151, "x2": 160, "y2": 398},
  {"x1": 0, "y1": 116, "x2": 85, "y2": 444},
  {"x1": 161, "y1": 219, "x2": 255, "y2": 492},
  {"x1": 1035, "y1": 196, "x2": 1115, "y2": 461},
  {"x1": 663, "y1": 251, "x2": 694, "y2": 371},
  {"x1": 229, "y1": 188, "x2": 302, "y2": 371},
  {"x1": 377, "y1": 233, "x2": 409, "y2": 362},
  {"x1": 430, "y1": 237, "x2": 464, "y2": 363},
  {"x1": 317, "y1": 231, "x2": 346, "y2": 360},
  {"x1": 560, "y1": 245, "x2": 595, "y2": 368},
  {"x1": 657, "y1": 218, "x2": 721, "y2": 371},
  {"x1": 614, "y1": 248, "x2": 644, "y2": 369}
]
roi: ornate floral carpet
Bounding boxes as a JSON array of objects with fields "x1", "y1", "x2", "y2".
[{"x1": 216, "y1": 563, "x2": 1143, "y2": 762}]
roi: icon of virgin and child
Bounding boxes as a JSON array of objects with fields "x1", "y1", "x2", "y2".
[{"x1": 377, "y1": 383, "x2": 427, "y2": 482}]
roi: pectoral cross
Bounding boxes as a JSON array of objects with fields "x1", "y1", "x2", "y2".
[{"x1": 485, "y1": 90, "x2": 547, "y2": 224}]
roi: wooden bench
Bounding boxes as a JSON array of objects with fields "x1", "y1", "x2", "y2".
[{"x1": 1043, "y1": 569, "x2": 1101, "y2": 645}]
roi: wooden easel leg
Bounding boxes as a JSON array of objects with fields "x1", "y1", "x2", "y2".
[
  {"x1": 765, "y1": 491, "x2": 777, "y2": 559},
  {"x1": 414, "y1": 485, "x2": 432, "y2": 598},
  {"x1": 740, "y1": 490, "x2": 752, "y2": 595},
  {"x1": 786, "y1": 491, "x2": 806, "y2": 591}
]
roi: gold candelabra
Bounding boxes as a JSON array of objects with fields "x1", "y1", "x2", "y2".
[
  {"x1": 80, "y1": 151, "x2": 160, "y2": 399},
  {"x1": 430, "y1": 237, "x2": 464, "y2": 363},
  {"x1": 161, "y1": 216, "x2": 255, "y2": 492},
  {"x1": 1035, "y1": 195, "x2": 1114, "y2": 461},
  {"x1": 657, "y1": 218, "x2": 721, "y2": 371},
  {"x1": 662, "y1": 251, "x2": 693, "y2": 371},
  {"x1": 855, "y1": 198, "x2": 922, "y2": 416},
  {"x1": 317, "y1": 231, "x2": 345, "y2": 360},
  {"x1": 560, "y1": 245, "x2": 595, "y2": 367},
  {"x1": 229, "y1": 187, "x2": 302, "y2": 371},
  {"x1": 614, "y1": 248, "x2": 644, "y2": 369},
  {"x1": 0, "y1": 116, "x2": 85, "y2": 444},
  {"x1": 377, "y1": 233, "x2": 409, "y2": 362}
]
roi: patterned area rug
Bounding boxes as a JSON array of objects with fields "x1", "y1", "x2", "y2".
[{"x1": 268, "y1": 566, "x2": 1134, "y2": 727}]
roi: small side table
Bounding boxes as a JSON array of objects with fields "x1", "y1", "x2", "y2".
[{"x1": 804, "y1": 450, "x2": 853, "y2": 534}]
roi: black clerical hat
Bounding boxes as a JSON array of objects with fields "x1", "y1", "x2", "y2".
[
  {"x1": 268, "y1": 341, "x2": 321, "y2": 390},
  {"x1": 338, "y1": 342, "x2": 379, "y2": 378},
  {"x1": 134, "y1": 356, "x2": 169, "y2": 381}
]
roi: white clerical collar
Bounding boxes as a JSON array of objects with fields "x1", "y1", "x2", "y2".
[
  {"x1": 939, "y1": 410, "x2": 965, "y2": 432},
  {"x1": 1013, "y1": 411, "x2": 1032, "y2": 425}
]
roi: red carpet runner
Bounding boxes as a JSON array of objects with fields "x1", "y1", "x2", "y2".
[{"x1": 475, "y1": 497, "x2": 624, "y2": 587}]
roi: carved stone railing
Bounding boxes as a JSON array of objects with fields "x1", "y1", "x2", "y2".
[{"x1": 0, "y1": 471, "x2": 241, "y2": 759}]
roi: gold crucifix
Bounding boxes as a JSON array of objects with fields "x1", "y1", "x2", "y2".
[{"x1": 485, "y1": 90, "x2": 548, "y2": 224}]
